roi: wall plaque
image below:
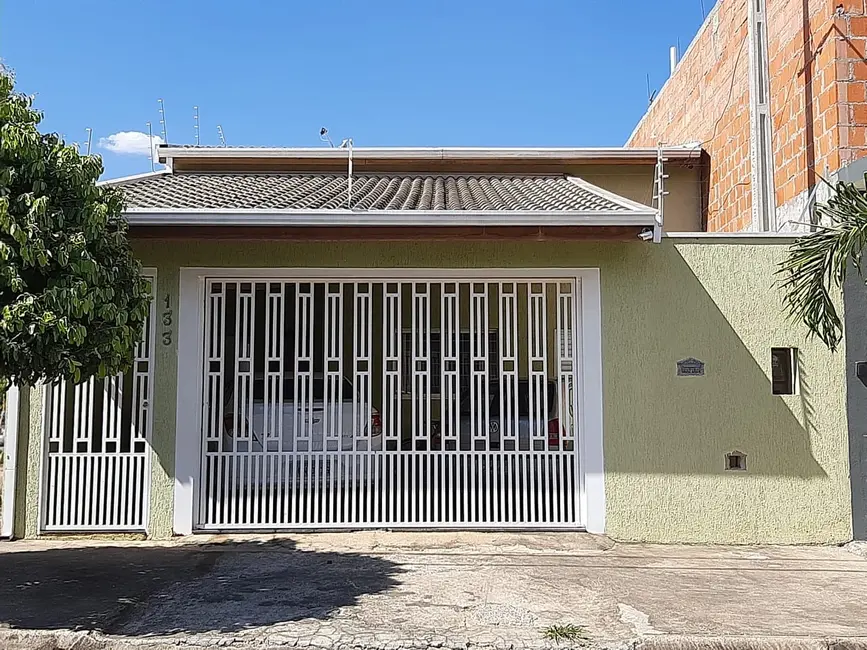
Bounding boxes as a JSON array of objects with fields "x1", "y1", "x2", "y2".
[{"x1": 677, "y1": 358, "x2": 705, "y2": 377}]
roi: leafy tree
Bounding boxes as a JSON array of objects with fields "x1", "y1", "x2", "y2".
[
  {"x1": 779, "y1": 179, "x2": 867, "y2": 351},
  {"x1": 0, "y1": 70, "x2": 151, "y2": 386}
]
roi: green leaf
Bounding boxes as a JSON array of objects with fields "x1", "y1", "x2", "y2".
[
  {"x1": 778, "y1": 177, "x2": 867, "y2": 351},
  {"x1": 0, "y1": 69, "x2": 149, "y2": 387}
]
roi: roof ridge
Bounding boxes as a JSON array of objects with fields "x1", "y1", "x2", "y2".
[{"x1": 98, "y1": 169, "x2": 171, "y2": 187}]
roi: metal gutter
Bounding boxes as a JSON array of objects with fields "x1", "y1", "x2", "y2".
[{"x1": 124, "y1": 208, "x2": 659, "y2": 228}]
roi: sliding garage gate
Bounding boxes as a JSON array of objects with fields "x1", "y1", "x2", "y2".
[
  {"x1": 197, "y1": 275, "x2": 582, "y2": 530},
  {"x1": 40, "y1": 278, "x2": 156, "y2": 532}
]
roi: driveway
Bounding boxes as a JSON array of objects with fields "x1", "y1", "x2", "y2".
[{"x1": 0, "y1": 532, "x2": 866, "y2": 649}]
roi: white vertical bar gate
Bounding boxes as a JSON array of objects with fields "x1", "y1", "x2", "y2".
[
  {"x1": 41, "y1": 277, "x2": 156, "y2": 531},
  {"x1": 198, "y1": 276, "x2": 582, "y2": 530}
]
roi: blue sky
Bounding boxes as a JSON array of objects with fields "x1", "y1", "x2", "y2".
[{"x1": 1, "y1": 0, "x2": 713, "y2": 179}]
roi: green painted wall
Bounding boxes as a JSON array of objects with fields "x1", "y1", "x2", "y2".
[
  {"x1": 146, "y1": 267, "x2": 176, "y2": 539},
  {"x1": 844, "y1": 267, "x2": 867, "y2": 540},
  {"x1": 16, "y1": 238, "x2": 853, "y2": 543},
  {"x1": 13, "y1": 385, "x2": 40, "y2": 538}
]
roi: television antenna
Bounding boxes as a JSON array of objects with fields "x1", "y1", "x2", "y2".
[
  {"x1": 646, "y1": 73, "x2": 657, "y2": 105},
  {"x1": 340, "y1": 137, "x2": 353, "y2": 209},
  {"x1": 194, "y1": 106, "x2": 200, "y2": 145},
  {"x1": 217, "y1": 124, "x2": 226, "y2": 147},
  {"x1": 319, "y1": 127, "x2": 335, "y2": 147},
  {"x1": 146, "y1": 121, "x2": 155, "y2": 172},
  {"x1": 158, "y1": 98, "x2": 168, "y2": 143}
]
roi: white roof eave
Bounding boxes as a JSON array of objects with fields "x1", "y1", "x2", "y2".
[
  {"x1": 156, "y1": 145, "x2": 703, "y2": 164},
  {"x1": 123, "y1": 208, "x2": 659, "y2": 228}
]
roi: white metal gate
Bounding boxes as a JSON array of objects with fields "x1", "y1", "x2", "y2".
[
  {"x1": 40, "y1": 279, "x2": 156, "y2": 531},
  {"x1": 197, "y1": 275, "x2": 581, "y2": 530}
]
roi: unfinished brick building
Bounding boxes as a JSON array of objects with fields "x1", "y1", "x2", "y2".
[{"x1": 629, "y1": 0, "x2": 867, "y2": 232}]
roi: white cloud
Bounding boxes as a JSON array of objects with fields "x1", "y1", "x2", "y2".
[{"x1": 98, "y1": 131, "x2": 165, "y2": 157}]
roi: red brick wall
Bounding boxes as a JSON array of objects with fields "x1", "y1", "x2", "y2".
[
  {"x1": 767, "y1": 0, "x2": 837, "y2": 220},
  {"x1": 629, "y1": 0, "x2": 864, "y2": 232},
  {"x1": 839, "y1": 1, "x2": 867, "y2": 169}
]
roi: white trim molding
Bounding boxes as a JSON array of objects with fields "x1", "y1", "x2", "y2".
[
  {"x1": 156, "y1": 145, "x2": 703, "y2": 165},
  {"x1": 173, "y1": 267, "x2": 607, "y2": 534},
  {"x1": 1, "y1": 385, "x2": 20, "y2": 539},
  {"x1": 126, "y1": 208, "x2": 659, "y2": 228},
  {"x1": 577, "y1": 270, "x2": 605, "y2": 534},
  {"x1": 173, "y1": 269, "x2": 204, "y2": 536}
]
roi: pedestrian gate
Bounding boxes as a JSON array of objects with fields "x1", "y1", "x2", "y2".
[
  {"x1": 40, "y1": 279, "x2": 156, "y2": 531},
  {"x1": 197, "y1": 275, "x2": 583, "y2": 530}
]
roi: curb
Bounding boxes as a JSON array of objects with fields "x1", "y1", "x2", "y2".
[
  {"x1": 2, "y1": 630, "x2": 867, "y2": 650},
  {"x1": 633, "y1": 636, "x2": 867, "y2": 650}
]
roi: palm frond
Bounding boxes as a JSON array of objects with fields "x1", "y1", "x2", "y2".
[{"x1": 778, "y1": 177, "x2": 867, "y2": 351}]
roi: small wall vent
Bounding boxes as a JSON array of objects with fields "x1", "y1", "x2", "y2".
[{"x1": 725, "y1": 450, "x2": 747, "y2": 472}]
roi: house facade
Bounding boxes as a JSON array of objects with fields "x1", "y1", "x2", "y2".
[{"x1": 3, "y1": 146, "x2": 855, "y2": 543}]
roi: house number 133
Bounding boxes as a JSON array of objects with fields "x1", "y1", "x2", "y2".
[{"x1": 162, "y1": 293, "x2": 173, "y2": 346}]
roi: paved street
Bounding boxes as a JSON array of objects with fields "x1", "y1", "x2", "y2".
[{"x1": 0, "y1": 532, "x2": 866, "y2": 649}]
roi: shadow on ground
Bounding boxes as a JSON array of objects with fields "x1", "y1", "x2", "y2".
[{"x1": 0, "y1": 540, "x2": 402, "y2": 636}]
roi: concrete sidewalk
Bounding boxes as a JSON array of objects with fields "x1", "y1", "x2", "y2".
[{"x1": 0, "y1": 532, "x2": 865, "y2": 649}]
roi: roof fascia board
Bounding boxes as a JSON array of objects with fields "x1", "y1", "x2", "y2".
[
  {"x1": 124, "y1": 207, "x2": 658, "y2": 217},
  {"x1": 157, "y1": 146, "x2": 702, "y2": 163},
  {"x1": 124, "y1": 209, "x2": 658, "y2": 227}
]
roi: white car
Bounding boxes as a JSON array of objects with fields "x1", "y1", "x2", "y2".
[{"x1": 222, "y1": 372, "x2": 383, "y2": 454}]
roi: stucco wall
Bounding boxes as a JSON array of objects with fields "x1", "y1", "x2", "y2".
[
  {"x1": 15, "y1": 238, "x2": 852, "y2": 543},
  {"x1": 13, "y1": 385, "x2": 39, "y2": 538},
  {"x1": 606, "y1": 240, "x2": 850, "y2": 542},
  {"x1": 845, "y1": 267, "x2": 867, "y2": 540}
]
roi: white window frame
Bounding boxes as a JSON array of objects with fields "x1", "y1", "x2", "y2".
[{"x1": 173, "y1": 268, "x2": 605, "y2": 535}]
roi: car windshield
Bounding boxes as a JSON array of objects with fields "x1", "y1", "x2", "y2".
[{"x1": 250, "y1": 376, "x2": 354, "y2": 402}]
